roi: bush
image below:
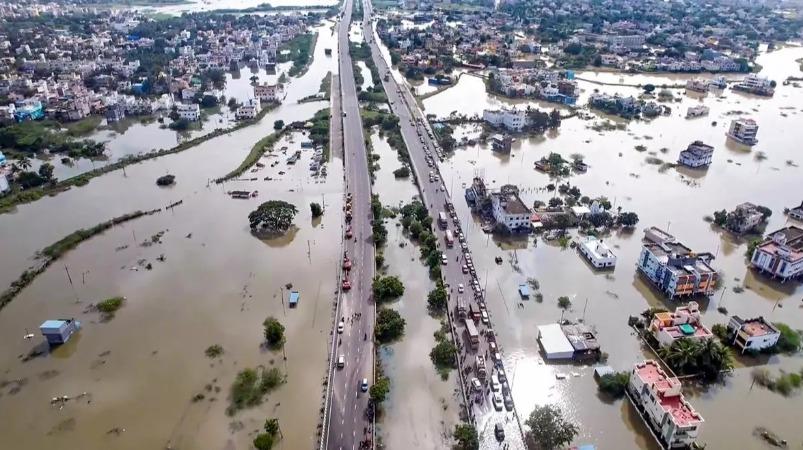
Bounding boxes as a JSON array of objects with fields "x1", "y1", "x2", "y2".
[
  {"x1": 774, "y1": 323, "x2": 801, "y2": 353},
  {"x1": 253, "y1": 433, "x2": 274, "y2": 450},
  {"x1": 557, "y1": 296, "x2": 571, "y2": 310},
  {"x1": 205, "y1": 344, "x2": 224, "y2": 358},
  {"x1": 372, "y1": 275, "x2": 405, "y2": 302},
  {"x1": 711, "y1": 324, "x2": 729, "y2": 341},
  {"x1": 263, "y1": 316, "x2": 285, "y2": 348},
  {"x1": 156, "y1": 174, "x2": 175, "y2": 186},
  {"x1": 453, "y1": 424, "x2": 479, "y2": 450},
  {"x1": 375, "y1": 308, "x2": 405, "y2": 343},
  {"x1": 430, "y1": 340, "x2": 457, "y2": 371},
  {"x1": 274, "y1": 120, "x2": 285, "y2": 130},
  {"x1": 427, "y1": 283, "x2": 448, "y2": 314},
  {"x1": 597, "y1": 372, "x2": 630, "y2": 398},
  {"x1": 370, "y1": 376, "x2": 390, "y2": 403},
  {"x1": 310, "y1": 202, "x2": 323, "y2": 218},
  {"x1": 392, "y1": 166, "x2": 410, "y2": 178}
]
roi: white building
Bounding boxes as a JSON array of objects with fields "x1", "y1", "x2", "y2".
[
  {"x1": 482, "y1": 107, "x2": 527, "y2": 132},
  {"x1": 254, "y1": 83, "x2": 280, "y2": 103},
  {"x1": 490, "y1": 191, "x2": 531, "y2": 231},
  {"x1": 751, "y1": 226, "x2": 803, "y2": 281},
  {"x1": 649, "y1": 302, "x2": 713, "y2": 348},
  {"x1": 577, "y1": 236, "x2": 616, "y2": 269},
  {"x1": 627, "y1": 360, "x2": 703, "y2": 449},
  {"x1": 236, "y1": 98, "x2": 261, "y2": 120},
  {"x1": 726, "y1": 316, "x2": 781, "y2": 353},
  {"x1": 727, "y1": 118, "x2": 759, "y2": 145},
  {"x1": 0, "y1": 171, "x2": 9, "y2": 194},
  {"x1": 677, "y1": 140, "x2": 714, "y2": 168},
  {"x1": 176, "y1": 103, "x2": 200, "y2": 121}
]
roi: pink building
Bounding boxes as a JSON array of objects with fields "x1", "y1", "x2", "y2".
[
  {"x1": 628, "y1": 360, "x2": 704, "y2": 448},
  {"x1": 649, "y1": 301, "x2": 713, "y2": 348}
]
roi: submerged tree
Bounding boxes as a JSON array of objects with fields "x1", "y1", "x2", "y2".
[
  {"x1": 249, "y1": 200, "x2": 298, "y2": 234},
  {"x1": 525, "y1": 404, "x2": 578, "y2": 450}
]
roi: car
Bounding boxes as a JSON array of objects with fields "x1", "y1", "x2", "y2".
[
  {"x1": 494, "y1": 423, "x2": 505, "y2": 441},
  {"x1": 489, "y1": 341, "x2": 498, "y2": 352},
  {"x1": 337, "y1": 320, "x2": 345, "y2": 333},
  {"x1": 503, "y1": 392, "x2": 514, "y2": 411},
  {"x1": 457, "y1": 283, "x2": 464, "y2": 293},
  {"x1": 337, "y1": 355, "x2": 345, "y2": 368},
  {"x1": 441, "y1": 253, "x2": 448, "y2": 265},
  {"x1": 481, "y1": 310, "x2": 489, "y2": 324},
  {"x1": 490, "y1": 374, "x2": 500, "y2": 392},
  {"x1": 471, "y1": 377, "x2": 482, "y2": 392},
  {"x1": 492, "y1": 392, "x2": 503, "y2": 411},
  {"x1": 462, "y1": 264, "x2": 468, "y2": 274},
  {"x1": 361, "y1": 378, "x2": 369, "y2": 392},
  {"x1": 497, "y1": 367, "x2": 507, "y2": 383}
]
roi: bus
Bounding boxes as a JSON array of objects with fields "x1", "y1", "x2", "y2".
[
  {"x1": 465, "y1": 319, "x2": 479, "y2": 349},
  {"x1": 445, "y1": 229, "x2": 454, "y2": 247},
  {"x1": 438, "y1": 211, "x2": 448, "y2": 228}
]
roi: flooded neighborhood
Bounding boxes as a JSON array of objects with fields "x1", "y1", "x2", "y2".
[{"x1": 0, "y1": 0, "x2": 802, "y2": 450}]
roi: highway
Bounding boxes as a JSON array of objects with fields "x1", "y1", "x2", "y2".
[
  {"x1": 321, "y1": 0, "x2": 376, "y2": 448},
  {"x1": 360, "y1": 0, "x2": 527, "y2": 448}
]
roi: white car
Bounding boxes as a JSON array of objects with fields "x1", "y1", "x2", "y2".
[
  {"x1": 491, "y1": 374, "x2": 500, "y2": 392},
  {"x1": 457, "y1": 283, "x2": 464, "y2": 293},
  {"x1": 481, "y1": 310, "x2": 489, "y2": 324},
  {"x1": 337, "y1": 320, "x2": 345, "y2": 333},
  {"x1": 441, "y1": 253, "x2": 448, "y2": 265},
  {"x1": 337, "y1": 355, "x2": 345, "y2": 369},
  {"x1": 471, "y1": 377, "x2": 482, "y2": 392},
  {"x1": 361, "y1": 378, "x2": 369, "y2": 392},
  {"x1": 492, "y1": 392, "x2": 504, "y2": 411}
]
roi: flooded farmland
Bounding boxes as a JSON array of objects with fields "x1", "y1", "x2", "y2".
[
  {"x1": 418, "y1": 45, "x2": 803, "y2": 449},
  {"x1": 0, "y1": 18, "x2": 344, "y2": 450}
]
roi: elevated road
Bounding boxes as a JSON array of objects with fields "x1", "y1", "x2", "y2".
[
  {"x1": 321, "y1": 0, "x2": 375, "y2": 449},
  {"x1": 360, "y1": 0, "x2": 527, "y2": 448}
]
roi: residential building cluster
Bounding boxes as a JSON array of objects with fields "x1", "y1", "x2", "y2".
[{"x1": 636, "y1": 227, "x2": 718, "y2": 299}]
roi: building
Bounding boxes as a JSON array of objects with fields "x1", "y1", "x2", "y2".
[
  {"x1": 686, "y1": 105, "x2": 709, "y2": 118},
  {"x1": 537, "y1": 323, "x2": 576, "y2": 360},
  {"x1": 724, "y1": 202, "x2": 766, "y2": 234},
  {"x1": 685, "y1": 79, "x2": 708, "y2": 93},
  {"x1": 176, "y1": 103, "x2": 200, "y2": 121},
  {"x1": 637, "y1": 227, "x2": 718, "y2": 299},
  {"x1": 577, "y1": 236, "x2": 617, "y2": 269},
  {"x1": 627, "y1": 360, "x2": 703, "y2": 449},
  {"x1": 40, "y1": 319, "x2": 81, "y2": 345},
  {"x1": 105, "y1": 103, "x2": 126, "y2": 123},
  {"x1": 649, "y1": 302, "x2": 713, "y2": 348},
  {"x1": 750, "y1": 226, "x2": 803, "y2": 281},
  {"x1": 0, "y1": 170, "x2": 9, "y2": 194},
  {"x1": 727, "y1": 118, "x2": 759, "y2": 146},
  {"x1": 787, "y1": 201, "x2": 803, "y2": 221},
  {"x1": 236, "y1": 98, "x2": 261, "y2": 120},
  {"x1": 482, "y1": 107, "x2": 527, "y2": 131},
  {"x1": 677, "y1": 140, "x2": 714, "y2": 168},
  {"x1": 732, "y1": 74, "x2": 774, "y2": 96},
  {"x1": 726, "y1": 316, "x2": 780, "y2": 353},
  {"x1": 254, "y1": 83, "x2": 280, "y2": 103},
  {"x1": 490, "y1": 189, "x2": 531, "y2": 231},
  {"x1": 490, "y1": 134, "x2": 512, "y2": 152},
  {"x1": 561, "y1": 323, "x2": 601, "y2": 360}
]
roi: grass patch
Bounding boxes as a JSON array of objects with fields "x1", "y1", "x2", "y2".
[
  {"x1": 62, "y1": 116, "x2": 103, "y2": 137},
  {"x1": 279, "y1": 33, "x2": 317, "y2": 78},
  {"x1": 227, "y1": 367, "x2": 286, "y2": 415},
  {"x1": 96, "y1": 296, "x2": 124, "y2": 320},
  {"x1": 205, "y1": 344, "x2": 224, "y2": 358}
]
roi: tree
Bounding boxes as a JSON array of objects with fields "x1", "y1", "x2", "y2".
[
  {"x1": 430, "y1": 340, "x2": 457, "y2": 370},
  {"x1": 375, "y1": 308, "x2": 405, "y2": 343},
  {"x1": 38, "y1": 162, "x2": 54, "y2": 181},
  {"x1": 249, "y1": 200, "x2": 298, "y2": 234},
  {"x1": 548, "y1": 197, "x2": 564, "y2": 208},
  {"x1": 200, "y1": 94, "x2": 218, "y2": 108},
  {"x1": 228, "y1": 97, "x2": 239, "y2": 111},
  {"x1": 453, "y1": 424, "x2": 479, "y2": 450},
  {"x1": 643, "y1": 83, "x2": 656, "y2": 93},
  {"x1": 427, "y1": 283, "x2": 448, "y2": 313},
  {"x1": 263, "y1": 316, "x2": 285, "y2": 348},
  {"x1": 774, "y1": 322, "x2": 801, "y2": 353},
  {"x1": 659, "y1": 338, "x2": 701, "y2": 374},
  {"x1": 264, "y1": 418, "x2": 280, "y2": 437},
  {"x1": 557, "y1": 296, "x2": 571, "y2": 310},
  {"x1": 525, "y1": 404, "x2": 578, "y2": 450},
  {"x1": 392, "y1": 166, "x2": 410, "y2": 178},
  {"x1": 372, "y1": 275, "x2": 405, "y2": 302},
  {"x1": 17, "y1": 156, "x2": 31, "y2": 171},
  {"x1": 409, "y1": 220, "x2": 423, "y2": 239},
  {"x1": 597, "y1": 372, "x2": 630, "y2": 398},
  {"x1": 370, "y1": 376, "x2": 390, "y2": 403},
  {"x1": 310, "y1": 202, "x2": 323, "y2": 218},
  {"x1": 617, "y1": 212, "x2": 639, "y2": 227},
  {"x1": 253, "y1": 433, "x2": 274, "y2": 450},
  {"x1": 274, "y1": 119, "x2": 285, "y2": 130}
]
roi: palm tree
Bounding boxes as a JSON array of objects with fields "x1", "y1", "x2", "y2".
[
  {"x1": 660, "y1": 338, "x2": 701, "y2": 374},
  {"x1": 18, "y1": 157, "x2": 31, "y2": 171},
  {"x1": 698, "y1": 339, "x2": 733, "y2": 380}
]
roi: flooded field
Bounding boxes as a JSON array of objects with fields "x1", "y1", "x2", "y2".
[
  {"x1": 418, "y1": 46, "x2": 803, "y2": 449},
  {"x1": 0, "y1": 18, "x2": 342, "y2": 450},
  {"x1": 368, "y1": 129, "x2": 461, "y2": 448}
]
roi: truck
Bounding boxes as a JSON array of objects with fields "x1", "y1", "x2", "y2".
[
  {"x1": 456, "y1": 297, "x2": 466, "y2": 319},
  {"x1": 465, "y1": 319, "x2": 479, "y2": 349},
  {"x1": 475, "y1": 355, "x2": 488, "y2": 380},
  {"x1": 438, "y1": 211, "x2": 448, "y2": 228},
  {"x1": 445, "y1": 229, "x2": 454, "y2": 247}
]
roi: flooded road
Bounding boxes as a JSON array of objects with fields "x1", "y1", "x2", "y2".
[
  {"x1": 419, "y1": 46, "x2": 803, "y2": 449},
  {"x1": 368, "y1": 129, "x2": 461, "y2": 448},
  {"x1": 0, "y1": 18, "x2": 343, "y2": 450}
]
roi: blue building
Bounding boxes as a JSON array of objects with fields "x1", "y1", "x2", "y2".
[
  {"x1": 14, "y1": 100, "x2": 44, "y2": 122},
  {"x1": 40, "y1": 319, "x2": 81, "y2": 345}
]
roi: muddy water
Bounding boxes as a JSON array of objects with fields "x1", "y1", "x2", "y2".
[
  {"x1": 357, "y1": 61, "x2": 374, "y2": 91},
  {"x1": 368, "y1": 129, "x2": 460, "y2": 448},
  {"x1": 422, "y1": 46, "x2": 803, "y2": 449},
  {"x1": 0, "y1": 19, "x2": 342, "y2": 450}
]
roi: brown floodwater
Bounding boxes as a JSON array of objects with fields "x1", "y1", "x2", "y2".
[
  {"x1": 418, "y1": 46, "x2": 803, "y2": 449},
  {"x1": 0, "y1": 19, "x2": 345, "y2": 450},
  {"x1": 367, "y1": 128, "x2": 461, "y2": 448}
]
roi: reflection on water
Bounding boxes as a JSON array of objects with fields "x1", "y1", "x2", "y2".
[{"x1": 421, "y1": 46, "x2": 803, "y2": 448}]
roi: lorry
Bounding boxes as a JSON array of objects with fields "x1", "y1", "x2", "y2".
[
  {"x1": 445, "y1": 229, "x2": 454, "y2": 247},
  {"x1": 438, "y1": 211, "x2": 448, "y2": 228},
  {"x1": 456, "y1": 297, "x2": 466, "y2": 319}
]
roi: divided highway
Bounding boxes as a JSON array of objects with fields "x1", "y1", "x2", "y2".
[
  {"x1": 322, "y1": 0, "x2": 375, "y2": 448},
  {"x1": 360, "y1": 0, "x2": 527, "y2": 447}
]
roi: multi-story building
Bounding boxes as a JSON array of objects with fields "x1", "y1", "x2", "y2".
[
  {"x1": 726, "y1": 316, "x2": 781, "y2": 353},
  {"x1": 490, "y1": 189, "x2": 531, "y2": 231},
  {"x1": 787, "y1": 201, "x2": 803, "y2": 222},
  {"x1": 254, "y1": 83, "x2": 280, "y2": 103},
  {"x1": 727, "y1": 118, "x2": 759, "y2": 145},
  {"x1": 627, "y1": 360, "x2": 704, "y2": 449},
  {"x1": 577, "y1": 236, "x2": 617, "y2": 269},
  {"x1": 750, "y1": 226, "x2": 803, "y2": 281},
  {"x1": 482, "y1": 107, "x2": 527, "y2": 131},
  {"x1": 637, "y1": 227, "x2": 718, "y2": 298},
  {"x1": 176, "y1": 103, "x2": 200, "y2": 121},
  {"x1": 235, "y1": 98, "x2": 261, "y2": 120},
  {"x1": 649, "y1": 302, "x2": 713, "y2": 347},
  {"x1": 724, "y1": 202, "x2": 766, "y2": 234},
  {"x1": 677, "y1": 140, "x2": 714, "y2": 168},
  {"x1": 732, "y1": 73, "x2": 774, "y2": 96}
]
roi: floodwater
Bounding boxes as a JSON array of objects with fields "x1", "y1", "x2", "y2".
[
  {"x1": 134, "y1": 0, "x2": 338, "y2": 15},
  {"x1": 419, "y1": 45, "x2": 803, "y2": 449},
  {"x1": 368, "y1": 128, "x2": 461, "y2": 448},
  {"x1": 0, "y1": 18, "x2": 342, "y2": 450}
]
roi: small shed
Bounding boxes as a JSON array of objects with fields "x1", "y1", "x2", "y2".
[
  {"x1": 537, "y1": 324, "x2": 574, "y2": 360},
  {"x1": 518, "y1": 283, "x2": 530, "y2": 299},
  {"x1": 40, "y1": 319, "x2": 81, "y2": 345},
  {"x1": 288, "y1": 291, "x2": 300, "y2": 308}
]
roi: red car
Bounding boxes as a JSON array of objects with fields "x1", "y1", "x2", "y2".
[
  {"x1": 343, "y1": 257, "x2": 352, "y2": 270},
  {"x1": 342, "y1": 278, "x2": 352, "y2": 291},
  {"x1": 346, "y1": 226, "x2": 353, "y2": 238}
]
